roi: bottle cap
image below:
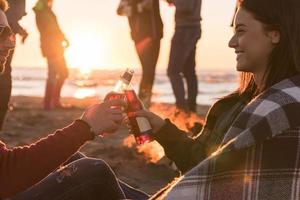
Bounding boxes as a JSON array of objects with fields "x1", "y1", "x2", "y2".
[{"x1": 121, "y1": 68, "x2": 134, "y2": 84}]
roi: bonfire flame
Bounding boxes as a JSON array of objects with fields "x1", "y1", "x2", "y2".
[
  {"x1": 123, "y1": 135, "x2": 165, "y2": 163},
  {"x1": 122, "y1": 103, "x2": 205, "y2": 163},
  {"x1": 136, "y1": 141, "x2": 165, "y2": 163}
]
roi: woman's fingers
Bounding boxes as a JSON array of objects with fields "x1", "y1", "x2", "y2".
[{"x1": 135, "y1": 110, "x2": 151, "y2": 118}]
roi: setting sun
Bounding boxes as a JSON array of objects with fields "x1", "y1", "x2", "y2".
[{"x1": 65, "y1": 30, "x2": 106, "y2": 71}]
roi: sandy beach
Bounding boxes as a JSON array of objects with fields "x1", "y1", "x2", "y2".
[{"x1": 0, "y1": 96, "x2": 209, "y2": 195}]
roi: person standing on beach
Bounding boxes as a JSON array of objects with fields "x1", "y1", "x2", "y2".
[
  {"x1": 33, "y1": 0, "x2": 70, "y2": 110},
  {"x1": 0, "y1": 0, "x2": 27, "y2": 131},
  {"x1": 167, "y1": 0, "x2": 202, "y2": 113},
  {"x1": 117, "y1": 0, "x2": 163, "y2": 108}
]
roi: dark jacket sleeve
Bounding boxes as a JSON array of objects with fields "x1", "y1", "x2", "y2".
[
  {"x1": 8, "y1": 21, "x2": 25, "y2": 35},
  {"x1": 5, "y1": 0, "x2": 27, "y2": 34},
  {"x1": 154, "y1": 119, "x2": 207, "y2": 173},
  {"x1": 0, "y1": 120, "x2": 94, "y2": 198}
]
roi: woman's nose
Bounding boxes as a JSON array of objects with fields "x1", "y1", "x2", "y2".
[{"x1": 228, "y1": 35, "x2": 237, "y2": 48}]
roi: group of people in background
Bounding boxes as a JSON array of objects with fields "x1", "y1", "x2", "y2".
[
  {"x1": 0, "y1": 0, "x2": 203, "y2": 131},
  {"x1": 1, "y1": 0, "x2": 300, "y2": 199},
  {"x1": 117, "y1": 0, "x2": 202, "y2": 112},
  {"x1": 0, "y1": 0, "x2": 204, "y2": 131}
]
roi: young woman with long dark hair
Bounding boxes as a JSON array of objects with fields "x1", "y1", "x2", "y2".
[{"x1": 139, "y1": 0, "x2": 300, "y2": 198}]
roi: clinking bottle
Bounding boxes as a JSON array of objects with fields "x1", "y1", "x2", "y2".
[
  {"x1": 112, "y1": 69, "x2": 153, "y2": 145},
  {"x1": 125, "y1": 89, "x2": 153, "y2": 145},
  {"x1": 111, "y1": 68, "x2": 134, "y2": 98}
]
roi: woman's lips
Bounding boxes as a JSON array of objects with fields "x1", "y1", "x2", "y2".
[{"x1": 235, "y1": 50, "x2": 244, "y2": 61}]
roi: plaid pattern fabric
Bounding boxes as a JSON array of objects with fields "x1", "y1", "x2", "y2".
[{"x1": 162, "y1": 76, "x2": 300, "y2": 200}]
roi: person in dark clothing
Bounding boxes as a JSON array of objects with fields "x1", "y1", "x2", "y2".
[
  {"x1": 33, "y1": 0, "x2": 70, "y2": 110},
  {"x1": 0, "y1": 0, "x2": 27, "y2": 131},
  {"x1": 117, "y1": 0, "x2": 163, "y2": 108},
  {"x1": 167, "y1": 0, "x2": 202, "y2": 113}
]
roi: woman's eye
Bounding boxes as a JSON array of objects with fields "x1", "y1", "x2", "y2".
[{"x1": 236, "y1": 29, "x2": 245, "y2": 33}]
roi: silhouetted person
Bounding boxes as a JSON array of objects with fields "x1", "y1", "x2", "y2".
[
  {"x1": 117, "y1": 0, "x2": 163, "y2": 108},
  {"x1": 33, "y1": 0, "x2": 70, "y2": 110},
  {"x1": 167, "y1": 0, "x2": 202, "y2": 113},
  {"x1": 0, "y1": 0, "x2": 27, "y2": 130}
]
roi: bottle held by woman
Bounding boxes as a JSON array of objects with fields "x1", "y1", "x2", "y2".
[
  {"x1": 109, "y1": 68, "x2": 153, "y2": 145},
  {"x1": 125, "y1": 88, "x2": 153, "y2": 145}
]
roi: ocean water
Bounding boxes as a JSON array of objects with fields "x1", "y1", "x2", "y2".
[{"x1": 11, "y1": 67, "x2": 238, "y2": 105}]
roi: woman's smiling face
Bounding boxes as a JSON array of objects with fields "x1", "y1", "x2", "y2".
[{"x1": 229, "y1": 8, "x2": 280, "y2": 76}]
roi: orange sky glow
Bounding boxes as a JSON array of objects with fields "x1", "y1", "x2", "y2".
[{"x1": 12, "y1": 0, "x2": 237, "y2": 72}]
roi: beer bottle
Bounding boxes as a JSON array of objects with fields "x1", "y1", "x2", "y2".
[
  {"x1": 107, "y1": 68, "x2": 134, "y2": 101},
  {"x1": 101, "y1": 69, "x2": 134, "y2": 137},
  {"x1": 109, "y1": 69, "x2": 153, "y2": 145},
  {"x1": 125, "y1": 89, "x2": 153, "y2": 145}
]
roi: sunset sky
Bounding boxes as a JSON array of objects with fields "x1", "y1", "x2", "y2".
[{"x1": 11, "y1": 0, "x2": 237, "y2": 72}]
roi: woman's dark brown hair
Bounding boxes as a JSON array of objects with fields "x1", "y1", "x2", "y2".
[{"x1": 236, "y1": 0, "x2": 300, "y2": 96}]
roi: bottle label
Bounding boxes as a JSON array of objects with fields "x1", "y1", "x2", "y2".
[
  {"x1": 136, "y1": 117, "x2": 152, "y2": 133},
  {"x1": 106, "y1": 93, "x2": 124, "y2": 101}
]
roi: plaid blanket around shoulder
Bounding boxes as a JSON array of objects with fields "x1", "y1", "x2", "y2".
[{"x1": 161, "y1": 75, "x2": 300, "y2": 200}]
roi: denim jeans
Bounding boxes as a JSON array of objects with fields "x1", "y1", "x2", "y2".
[
  {"x1": 167, "y1": 26, "x2": 201, "y2": 112},
  {"x1": 135, "y1": 39, "x2": 160, "y2": 107},
  {"x1": 47, "y1": 56, "x2": 69, "y2": 82},
  {"x1": 9, "y1": 153, "x2": 149, "y2": 200}
]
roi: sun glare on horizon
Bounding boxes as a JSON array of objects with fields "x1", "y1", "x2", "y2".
[{"x1": 65, "y1": 30, "x2": 106, "y2": 72}]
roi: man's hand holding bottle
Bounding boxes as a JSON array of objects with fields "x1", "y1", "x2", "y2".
[{"x1": 81, "y1": 99, "x2": 127, "y2": 136}]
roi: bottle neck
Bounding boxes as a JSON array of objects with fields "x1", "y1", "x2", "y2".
[{"x1": 113, "y1": 79, "x2": 132, "y2": 93}]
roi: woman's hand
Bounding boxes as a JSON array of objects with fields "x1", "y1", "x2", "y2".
[
  {"x1": 81, "y1": 99, "x2": 126, "y2": 135},
  {"x1": 135, "y1": 110, "x2": 165, "y2": 133}
]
